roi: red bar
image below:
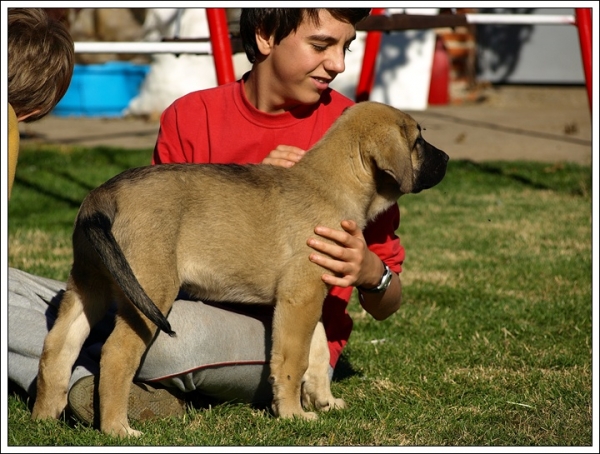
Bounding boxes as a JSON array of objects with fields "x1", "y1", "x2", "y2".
[
  {"x1": 574, "y1": 8, "x2": 592, "y2": 112},
  {"x1": 355, "y1": 8, "x2": 386, "y2": 102},
  {"x1": 206, "y1": 8, "x2": 236, "y2": 86}
]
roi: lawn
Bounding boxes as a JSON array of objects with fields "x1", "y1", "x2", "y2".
[{"x1": 5, "y1": 144, "x2": 593, "y2": 447}]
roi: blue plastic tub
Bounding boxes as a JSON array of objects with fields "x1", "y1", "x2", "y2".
[{"x1": 53, "y1": 62, "x2": 150, "y2": 118}]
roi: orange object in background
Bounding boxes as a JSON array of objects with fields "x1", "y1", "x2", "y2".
[{"x1": 427, "y1": 36, "x2": 450, "y2": 105}]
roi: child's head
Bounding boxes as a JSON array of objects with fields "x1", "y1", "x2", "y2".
[
  {"x1": 240, "y1": 8, "x2": 370, "y2": 64},
  {"x1": 8, "y1": 8, "x2": 75, "y2": 123}
]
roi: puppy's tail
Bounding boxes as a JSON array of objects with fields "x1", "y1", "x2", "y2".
[{"x1": 77, "y1": 192, "x2": 176, "y2": 337}]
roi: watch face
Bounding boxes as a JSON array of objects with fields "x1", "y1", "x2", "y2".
[{"x1": 380, "y1": 264, "x2": 393, "y2": 290}]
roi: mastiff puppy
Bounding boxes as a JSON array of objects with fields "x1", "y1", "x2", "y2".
[{"x1": 31, "y1": 101, "x2": 449, "y2": 437}]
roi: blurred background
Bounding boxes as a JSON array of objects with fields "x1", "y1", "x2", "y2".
[
  {"x1": 16, "y1": 7, "x2": 591, "y2": 167},
  {"x1": 40, "y1": 7, "x2": 589, "y2": 119}
]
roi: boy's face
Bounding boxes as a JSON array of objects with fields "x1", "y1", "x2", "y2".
[{"x1": 255, "y1": 10, "x2": 358, "y2": 113}]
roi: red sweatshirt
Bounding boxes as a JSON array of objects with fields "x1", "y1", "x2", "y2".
[{"x1": 153, "y1": 77, "x2": 404, "y2": 367}]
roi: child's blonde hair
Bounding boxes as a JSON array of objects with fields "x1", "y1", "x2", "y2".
[{"x1": 8, "y1": 8, "x2": 75, "y2": 122}]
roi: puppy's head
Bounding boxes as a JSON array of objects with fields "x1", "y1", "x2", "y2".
[{"x1": 342, "y1": 102, "x2": 449, "y2": 197}]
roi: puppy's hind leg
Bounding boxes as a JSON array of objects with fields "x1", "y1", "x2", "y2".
[
  {"x1": 97, "y1": 275, "x2": 180, "y2": 437},
  {"x1": 32, "y1": 276, "x2": 111, "y2": 421},
  {"x1": 301, "y1": 319, "x2": 346, "y2": 412}
]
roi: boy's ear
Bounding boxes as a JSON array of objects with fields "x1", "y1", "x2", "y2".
[{"x1": 255, "y1": 29, "x2": 274, "y2": 57}]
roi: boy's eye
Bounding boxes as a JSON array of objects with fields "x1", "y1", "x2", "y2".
[{"x1": 312, "y1": 43, "x2": 353, "y2": 54}]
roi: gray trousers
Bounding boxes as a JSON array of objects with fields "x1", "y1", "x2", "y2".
[{"x1": 7, "y1": 267, "x2": 287, "y2": 405}]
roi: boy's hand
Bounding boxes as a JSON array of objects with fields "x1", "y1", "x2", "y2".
[
  {"x1": 307, "y1": 220, "x2": 382, "y2": 289},
  {"x1": 262, "y1": 145, "x2": 306, "y2": 168}
]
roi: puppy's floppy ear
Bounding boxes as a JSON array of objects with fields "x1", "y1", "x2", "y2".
[{"x1": 371, "y1": 123, "x2": 415, "y2": 195}]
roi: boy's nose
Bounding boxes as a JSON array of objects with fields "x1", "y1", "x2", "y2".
[{"x1": 324, "y1": 50, "x2": 346, "y2": 74}]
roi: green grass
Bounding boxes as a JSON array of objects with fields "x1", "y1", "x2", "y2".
[{"x1": 6, "y1": 145, "x2": 593, "y2": 446}]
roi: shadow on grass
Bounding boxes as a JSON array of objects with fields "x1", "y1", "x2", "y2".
[
  {"x1": 453, "y1": 159, "x2": 591, "y2": 196},
  {"x1": 13, "y1": 146, "x2": 151, "y2": 209},
  {"x1": 12, "y1": 176, "x2": 83, "y2": 209},
  {"x1": 333, "y1": 354, "x2": 360, "y2": 381}
]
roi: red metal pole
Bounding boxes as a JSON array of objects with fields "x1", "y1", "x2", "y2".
[
  {"x1": 574, "y1": 8, "x2": 592, "y2": 112},
  {"x1": 206, "y1": 8, "x2": 236, "y2": 86},
  {"x1": 355, "y1": 8, "x2": 386, "y2": 102}
]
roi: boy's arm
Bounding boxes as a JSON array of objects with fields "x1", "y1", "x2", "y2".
[
  {"x1": 357, "y1": 268, "x2": 402, "y2": 320},
  {"x1": 152, "y1": 95, "x2": 211, "y2": 165},
  {"x1": 307, "y1": 204, "x2": 404, "y2": 320},
  {"x1": 359, "y1": 205, "x2": 404, "y2": 319},
  {"x1": 363, "y1": 204, "x2": 404, "y2": 275},
  {"x1": 152, "y1": 103, "x2": 187, "y2": 165}
]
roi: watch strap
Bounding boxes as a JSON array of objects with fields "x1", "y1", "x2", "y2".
[{"x1": 357, "y1": 261, "x2": 392, "y2": 294}]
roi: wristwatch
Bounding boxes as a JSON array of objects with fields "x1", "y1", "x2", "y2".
[{"x1": 357, "y1": 261, "x2": 393, "y2": 294}]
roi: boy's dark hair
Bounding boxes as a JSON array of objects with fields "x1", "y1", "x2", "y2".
[
  {"x1": 240, "y1": 8, "x2": 371, "y2": 64},
  {"x1": 8, "y1": 8, "x2": 75, "y2": 122}
]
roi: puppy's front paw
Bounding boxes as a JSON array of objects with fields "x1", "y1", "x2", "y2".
[
  {"x1": 272, "y1": 399, "x2": 318, "y2": 421},
  {"x1": 301, "y1": 380, "x2": 346, "y2": 412}
]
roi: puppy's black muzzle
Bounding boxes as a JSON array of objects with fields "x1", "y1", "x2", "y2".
[{"x1": 413, "y1": 143, "x2": 449, "y2": 193}]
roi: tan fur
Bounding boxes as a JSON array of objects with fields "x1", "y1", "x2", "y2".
[{"x1": 31, "y1": 101, "x2": 449, "y2": 437}]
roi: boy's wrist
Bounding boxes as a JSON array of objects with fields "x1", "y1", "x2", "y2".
[{"x1": 357, "y1": 261, "x2": 392, "y2": 294}]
